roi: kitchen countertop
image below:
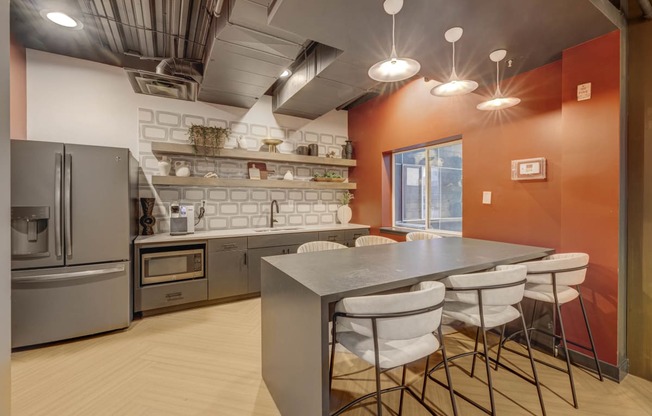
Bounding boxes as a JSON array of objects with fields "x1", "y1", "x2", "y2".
[{"x1": 134, "y1": 223, "x2": 370, "y2": 245}]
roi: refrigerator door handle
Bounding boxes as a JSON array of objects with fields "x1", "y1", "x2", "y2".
[
  {"x1": 64, "y1": 153, "x2": 72, "y2": 259},
  {"x1": 54, "y1": 152, "x2": 63, "y2": 258},
  {"x1": 12, "y1": 264, "x2": 126, "y2": 283}
]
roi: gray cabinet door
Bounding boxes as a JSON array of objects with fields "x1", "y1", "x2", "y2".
[
  {"x1": 248, "y1": 245, "x2": 299, "y2": 293},
  {"x1": 208, "y1": 249, "x2": 248, "y2": 299}
]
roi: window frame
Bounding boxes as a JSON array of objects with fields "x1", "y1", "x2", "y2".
[{"x1": 391, "y1": 139, "x2": 463, "y2": 236}]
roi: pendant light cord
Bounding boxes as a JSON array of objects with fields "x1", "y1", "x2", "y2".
[
  {"x1": 390, "y1": 14, "x2": 397, "y2": 57},
  {"x1": 495, "y1": 60, "x2": 502, "y2": 96}
]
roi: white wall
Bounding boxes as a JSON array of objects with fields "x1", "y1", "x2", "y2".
[
  {"x1": 1, "y1": 0, "x2": 12, "y2": 413},
  {"x1": 26, "y1": 49, "x2": 348, "y2": 155}
]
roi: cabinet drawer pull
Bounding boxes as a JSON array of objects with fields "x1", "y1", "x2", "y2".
[
  {"x1": 327, "y1": 236, "x2": 336, "y2": 241},
  {"x1": 244, "y1": 252, "x2": 247, "y2": 265},
  {"x1": 223, "y1": 243, "x2": 237, "y2": 249}
]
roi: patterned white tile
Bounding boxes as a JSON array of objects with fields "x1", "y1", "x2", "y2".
[
  {"x1": 270, "y1": 190, "x2": 287, "y2": 201},
  {"x1": 251, "y1": 216, "x2": 268, "y2": 227},
  {"x1": 184, "y1": 189, "x2": 205, "y2": 201},
  {"x1": 313, "y1": 203, "x2": 326, "y2": 212},
  {"x1": 335, "y1": 136, "x2": 348, "y2": 145},
  {"x1": 157, "y1": 111, "x2": 181, "y2": 127},
  {"x1": 230, "y1": 217, "x2": 249, "y2": 228},
  {"x1": 141, "y1": 125, "x2": 168, "y2": 141},
  {"x1": 305, "y1": 191, "x2": 319, "y2": 201},
  {"x1": 170, "y1": 128, "x2": 189, "y2": 143},
  {"x1": 288, "y1": 215, "x2": 303, "y2": 225},
  {"x1": 270, "y1": 127, "x2": 286, "y2": 139},
  {"x1": 209, "y1": 218, "x2": 228, "y2": 229},
  {"x1": 288, "y1": 191, "x2": 302, "y2": 200},
  {"x1": 220, "y1": 203, "x2": 239, "y2": 215},
  {"x1": 207, "y1": 118, "x2": 228, "y2": 128},
  {"x1": 297, "y1": 203, "x2": 311, "y2": 213},
  {"x1": 251, "y1": 125, "x2": 268, "y2": 137},
  {"x1": 183, "y1": 115, "x2": 205, "y2": 127},
  {"x1": 240, "y1": 203, "x2": 259, "y2": 214},
  {"x1": 321, "y1": 214, "x2": 335, "y2": 223},
  {"x1": 230, "y1": 122, "x2": 248, "y2": 134},
  {"x1": 208, "y1": 189, "x2": 228, "y2": 201},
  {"x1": 320, "y1": 191, "x2": 335, "y2": 201},
  {"x1": 251, "y1": 190, "x2": 269, "y2": 201},
  {"x1": 320, "y1": 134, "x2": 334, "y2": 144},
  {"x1": 230, "y1": 189, "x2": 249, "y2": 201},
  {"x1": 159, "y1": 189, "x2": 180, "y2": 201},
  {"x1": 138, "y1": 108, "x2": 154, "y2": 123},
  {"x1": 304, "y1": 132, "x2": 319, "y2": 143},
  {"x1": 305, "y1": 214, "x2": 319, "y2": 225},
  {"x1": 279, "y1": 202, "x2": 294, "y2": 214}
]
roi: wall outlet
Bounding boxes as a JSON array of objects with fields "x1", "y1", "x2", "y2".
[{"x1": 482, "y1": 191, "x2": 492, "y2": 205}]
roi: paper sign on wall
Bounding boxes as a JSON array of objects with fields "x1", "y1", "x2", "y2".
[{"x1": 577, "y1": 83, "x2": 592, "y2": 101}]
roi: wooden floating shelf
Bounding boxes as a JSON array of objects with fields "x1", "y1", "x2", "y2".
[
  {"x1": 151, "y1": 176, "x2": 357, "y2": 190},
  {"x1": 151, "y1": 142, "x2": 356, "y2": 167}
]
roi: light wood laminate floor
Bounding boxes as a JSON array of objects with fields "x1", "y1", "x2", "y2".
[{"x1": 11, "y1": 299, "x2": 652, "y2": 415}]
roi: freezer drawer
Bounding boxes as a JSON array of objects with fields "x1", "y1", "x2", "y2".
[{"x1": 11, "y1": 261, "x2": 131, "y2": 348}]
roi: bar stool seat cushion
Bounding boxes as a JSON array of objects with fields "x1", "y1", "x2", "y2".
[
  {"x1": 524, "y1": 284, "x2": 579, "y2": 304},
  {"x1": 337, "y1": 332, "x2": 440, "y2": 369},
  {"x1": 443, "y1": 303, "x2": 520, "y2": 329}
]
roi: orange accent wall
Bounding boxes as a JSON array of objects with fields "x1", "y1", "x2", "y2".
[
  {"x1": 10, "y1": 35, "x2": 26, "y2": 140},
  {"x1": 349, "y1": 31, "x2": 620, "y2": 364}
]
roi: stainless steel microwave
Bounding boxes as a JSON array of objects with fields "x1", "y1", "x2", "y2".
[{"x1": 140, "y1": 243, "x2": 205, "y2": 286}]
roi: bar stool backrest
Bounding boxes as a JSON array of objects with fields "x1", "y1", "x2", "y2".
[
  {"x1": 406, "y1": 231, "x2": 442, "y2": 241},
  {"x1": 520, "y1": 253, "x2": 589, "y2": 286},
  {"x1": 354, "y1": 235, "x2": 396, "y2": 247},
  {"x1": 297, "y1": 241, "x2": 348, "y2": 253},
  {"x1": 334, "y1": 281, "x2": 445, "y2": 341},
  {"x1": 441, "y1": 265, "x2": 527, "y2": 306}
]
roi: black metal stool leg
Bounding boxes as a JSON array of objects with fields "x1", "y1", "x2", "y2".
[
  {"x1": 439, "y1": 325, "x2": 459, "y2": 416},
  {"x1": 398, "y1": 365, "x2": 407, "y2": 416},
  {"x1": 329, "y1": 320, "x2": 337, "y2": 391},
  {"x1": 554, "y1": 291, "x2": 578, "y2": 408},
  {"x1": 471, "y1": 326, "x2": 480, "y2": 378},
  {"x1": 421, "y1": 355, "x2": 430, "y2": 401},
  {"x1": 577, "y1": 285, "x2": 603, "y2": 381},
  {"x1": 478, "y1": 297, "x2": 497, "y2": 416},
  {"x1": 517, "y1": 303, "x2": 547, "y2": 416},
  {"x1": 494, "y1": 324, "x2": 506, "y2": 371}
]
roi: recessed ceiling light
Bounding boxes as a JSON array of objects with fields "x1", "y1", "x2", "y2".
[
  {"x1": 280, "y1": 69, "x2": 292, "y2": 78},
  {"x1": 41, "y1": 10, "x2": 83, "y2": 29}
]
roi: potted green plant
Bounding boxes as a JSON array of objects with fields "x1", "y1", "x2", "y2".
[{"x1": 188, "y1": 125, "x2": 230, "y2": 156}]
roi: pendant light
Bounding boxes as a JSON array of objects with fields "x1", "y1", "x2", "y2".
[
  {"x1": 430, "y1": 27, "x2": 478, "y2": 97},
  {"x1": 477, "y1": 49, "x2": 521, "y2": 111},
  {"x1": 368, "y1": 0, "x2": 420, "y2": 83}
]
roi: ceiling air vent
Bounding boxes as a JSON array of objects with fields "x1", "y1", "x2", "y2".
[{"x1": 125, "y1": 58, "x2": 203, "y2": 102}]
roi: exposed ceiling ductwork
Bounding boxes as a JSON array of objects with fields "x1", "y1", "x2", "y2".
[
  {"x1": 197, "y1": 0, "x2": 306, "y2": 108},
  {"x1": 10, "y1": 0, "x2": 621, "y2": 117}
]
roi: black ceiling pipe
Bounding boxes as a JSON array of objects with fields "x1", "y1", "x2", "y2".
[{"x1": 638, "y1": 0, "x2": 652, "y2": 18}]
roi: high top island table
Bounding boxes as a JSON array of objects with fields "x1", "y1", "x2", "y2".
[{"x1": 261, "y1": 237, "x2": 554, "y2": 416}]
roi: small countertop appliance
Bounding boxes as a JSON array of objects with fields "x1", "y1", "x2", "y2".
[{"x1": 170, "y1": 203, "x2": 195, "y2": 235}]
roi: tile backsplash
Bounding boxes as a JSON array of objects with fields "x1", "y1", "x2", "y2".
[{"x1": 138, "y1": 108, "x2": 351, "y2": 233}]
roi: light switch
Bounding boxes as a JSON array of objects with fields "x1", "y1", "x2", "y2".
[{"x1": 482, "y1": 191, "x2": 492, "y2": 205}]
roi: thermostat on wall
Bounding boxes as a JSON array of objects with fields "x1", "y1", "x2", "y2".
[{"x1": 511, "y1": 157, "x2": 546, "y2": 181}]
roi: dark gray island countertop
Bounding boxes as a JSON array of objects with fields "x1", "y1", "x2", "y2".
[{"x1": 263, "y1": 237, "x2": 554, "y2": 302}]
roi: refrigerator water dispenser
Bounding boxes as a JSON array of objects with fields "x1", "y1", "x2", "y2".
[{"x1": 11, "y1": 206, "x2": 51, "y2": 258}]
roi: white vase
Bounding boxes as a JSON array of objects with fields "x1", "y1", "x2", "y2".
[{"x1": 337, "y1": 205, "x2": 352, "y2": 225}]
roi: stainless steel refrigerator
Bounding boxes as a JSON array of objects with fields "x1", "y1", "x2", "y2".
[{"x1": 10, "y1": 140, "x2": 138, "y2": 348}]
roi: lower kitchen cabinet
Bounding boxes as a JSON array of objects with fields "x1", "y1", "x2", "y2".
[
  {"x1": 247, "y1": 244, "x2": 300, "y2": 293},
  {"x1": 318, "y1": 228, "x2": 369, "y2": 247},
  {"x1": 207, "y1": 247, "x2": 248, "y2": 300}
]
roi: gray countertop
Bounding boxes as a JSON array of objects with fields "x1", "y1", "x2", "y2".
[
  {"x1": 264, "y1": 237, "x2": 554, "y2": 302},
  {"x1": 134, "y1": 223, "x2": 370, "y2": 245}
]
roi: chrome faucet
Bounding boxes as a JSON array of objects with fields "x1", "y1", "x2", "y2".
[{"x1": 270, "y1": 199, "x2": 279, "y2": 228}]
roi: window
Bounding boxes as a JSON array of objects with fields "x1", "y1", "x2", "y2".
[{"x1": 393, "y1": 140, "x2": 462, "y2": 233}]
